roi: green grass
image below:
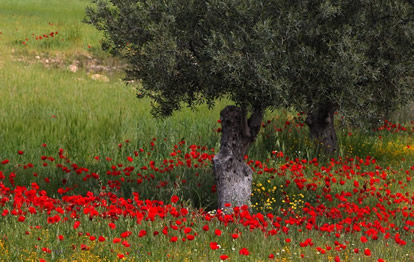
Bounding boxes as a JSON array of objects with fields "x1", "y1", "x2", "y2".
[
  {"x1": 0, "y1": 0, "x2": 100, "y2": 53},
  {"x1": 0, "y1": 60, "x2": 223, "y2": 158},
  {"x1": 0, "y1": 0, "x2": 225, "y2": 163}
]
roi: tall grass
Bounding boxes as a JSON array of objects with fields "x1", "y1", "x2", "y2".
[{"x1": 0, "y1": 60, "x2": 225, "y2": 160}]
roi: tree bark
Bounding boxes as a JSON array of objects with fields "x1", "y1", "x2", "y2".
[
  {"x1": 213, "y1": 105, "x2": 263, "y2": 210},
  {"x1": 305, "y1": 102, "x2": 338, "y2": 154}
]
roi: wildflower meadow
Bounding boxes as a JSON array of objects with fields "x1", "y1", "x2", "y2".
[{"x1": 0, "y1": 0, "x2": 413, "y2": 261}]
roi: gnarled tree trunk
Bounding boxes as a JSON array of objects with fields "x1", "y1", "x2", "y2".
[
  {"x1": 213, "y1": 105, "x2": 263, "y2": 210},
  {"x1": 305, "y1": 102, "x2": 338, "y2": 154}
]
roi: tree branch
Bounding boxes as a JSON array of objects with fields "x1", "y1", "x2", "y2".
[
  {"x1": 241, "y1": 107, "x2": 251, "y2": 138},
  {"x1": 247, "y1": 107, "x2": 264, "y2": 140}
]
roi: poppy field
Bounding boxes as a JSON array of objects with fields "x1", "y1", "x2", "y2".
[
  {"x1": 1, "y1": 0, "x2": 414, "y2": 261},
  {"x1": 1, "y1": 121, "x2": 414, "y2": 261}
]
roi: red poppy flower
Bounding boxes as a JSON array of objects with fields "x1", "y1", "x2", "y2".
[
  {"x1": 360, "y1": 236, "x2": 368, "y2": 243},
  {"x1": 239, "y1": 248, "x2": 249, "y2": 256},
  {"x1": 170, "y1": 236, "x2": 178, "y2": 242},
  {"x1": 202, "y1": 225, "x2": 209, "y2": 231},
  {"x1": 220, "y1": 254, "x2": 229, "y2": 260},
  {"x1": 285, "y1": 238, "x2": 291, "y2": 243},
  {"x1": 210, "y1": 242, "x2": 220, "y2": 250},
  {"x1": 120, "y1": 231, "x2": 132, "y2": 238},
  {"x1": 232, "y1": 233, "x2": 239, "y2": 239},
  {"x1": 138, "y1": 230, "x2": 147, "y2": 237},
  {"x1": 73, "y1": 221, "x2": 80, "y2": 229},
  {"x1": 171, "y1": 195, "x2": 179, "y2": 203},
  {"x1": 17, "y1": 150, "x2": 24, "y2": 155},
  {"x1": 186, "y1": 234, "x2": 195, "y2": 240},
  {"x1": 1, "y1": 209, "x2": 10, "y2": 217},
  {"x1": 109, "y1": 222, "x2": 116, "y2": 229},
  {"x1": 364, "y1": 248, "x2": 371, "y2": 256},
  {"x1": 42, "y1": 247, "x2": 52, "y2": 253},
  {"x1": 215, "y1": 229, "x2": 222, "y2": 236},
  {"x1": 58, "y1": 235, "x2": 64, "y2": 241},
  {"x1": 113, "y1": 238, "x2": 121, "y2": 244},
  {"x1": 98, "y1": 236, "x2": 106, "y2": 242}
]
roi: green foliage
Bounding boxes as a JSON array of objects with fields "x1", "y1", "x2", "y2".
[
  {"x1": 283, "y1": 0, "x2": 414, "y2": 127},
  {"x1": 86, "y1": 0, "x2": 414, "y2": 129},
  {"x1": 85, "y1": 0, "x2": 295, "y2": 117}
]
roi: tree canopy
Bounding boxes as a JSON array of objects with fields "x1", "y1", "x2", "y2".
[
  {"x1": 86, "y1": 0, "x2": 414, "y2": 123},
  {"x1": 86, "y1": 0, "x2": 297, "y2": 117}
]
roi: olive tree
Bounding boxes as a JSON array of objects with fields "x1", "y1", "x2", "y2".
[
  {"x1": 284, "y1": 1, "x2": 414, "y2": 153},
  {"x1": 86, "y1": 0, "x2": 296, "y2": 209},
  {"x1": 85, "y1": 0, "x2": 414, "y2": 208}
]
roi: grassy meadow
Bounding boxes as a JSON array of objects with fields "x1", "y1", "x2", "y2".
[{"x1": 0, "y1": 0, "x2": 414, "y2": 261}]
